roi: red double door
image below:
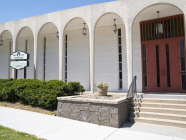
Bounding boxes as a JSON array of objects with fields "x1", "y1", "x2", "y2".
[{"x1": 144, "y1": 38, "x2": 184, "y2": 92}]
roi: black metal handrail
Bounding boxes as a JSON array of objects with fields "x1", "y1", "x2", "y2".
[
  {"x1": 126, "y1": 76, "x2": 137, "y2": 122},
  {"x1": 126, "y1": 76, "x2": 137, "y2": 98}
]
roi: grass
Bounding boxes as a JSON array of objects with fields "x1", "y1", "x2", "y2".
[{"x1": 0, "y1": 125, "x2": 45, "y2": 140}]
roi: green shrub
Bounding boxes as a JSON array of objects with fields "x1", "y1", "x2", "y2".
[
  {"x1": 0, "y1": 79, "x2": 85, "y2": 109},
  {"x1": 0, "y1": 79, "x2": 16, "y2": 102},
  {"x1": 67, "y1": 82, "x2": 85, "y2": 95}
]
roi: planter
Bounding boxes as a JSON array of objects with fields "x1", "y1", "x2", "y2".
[{"x1": 97, "y1": 86, "x2": 108, "y2": 96}]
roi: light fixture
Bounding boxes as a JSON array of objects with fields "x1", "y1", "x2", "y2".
[
  {"x1": 156, "y1": 11, "x2": 163, "y2": 36},
  {"x1": 82, "y1": 23, "x2": 87, "y2": 37},
  {"x1": 56, "y1": 32, "x2": 59, "y2": 39},
  {"x1": 113, "y1": 19, "x2": 117, "y2": 34},
  {"x1": 0, "y1": 36, "x2": 3, "y2": 46}
]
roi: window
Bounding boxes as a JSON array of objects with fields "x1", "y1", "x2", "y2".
[
  {"x1": 156, "y1": 45, "x2": 160, "y2": 87},
  {"x1": 24, "y1": 40, "x2": 28, "y2": 79},
  {"x1": 118, "y1": 29, "x2": 122, "y2": 90},
  {"x1": 166, "y1": 44, "x2": 171, "y2": 87},
  {"x1": 65, "y1": 35, "x2": 67, "y2": 82},
  {"x1": 44, "y1": 37, "x2": 46, "y2": 81},
  {"x1": 142, "y1": 44, "x2": 147, "y2": 90},
  {"x1": 180, "y1": 40, "x2": 185, "y2": 71},
  {"x1": 140, "y1": 14, "x2": 184, "y2": 41},
  {"x1": 180, "y1": 39, "x2": 186, "y2": 90}
]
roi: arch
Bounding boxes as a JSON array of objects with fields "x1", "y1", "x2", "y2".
[
  {"x1": 16, "y1": 26, "x2": 34, "y2": 41},
  {"x1": 94, "y1": 12, "x2": 126, "y2": 33},
  {"x1": 63, "y1": 17, "x2": 90, "y2": 89},
  {"x1": 16, "y1": 26, "x2": 35, "y2": 79},
  {"x1": 0, "y1": 30, "x2": 13, "y2": 40},
  {"x1": 0, "y1": 30, "x2": 13, "y2": 79},
  {"x1": 38, "y1": 22, "x2": 59, "y2": 38},
  {"x1": 131, "y1": 2, "x2": 186, "y2": 92},
  {"x1": 37, "y1": 21, "x2": 59, "y2": 81},
  {"x1": 94, "y1": 12, "x2": 127, "y2": 92},
  {"x1": 132, "y1": 3, "x2": 184, "y2": 26},
  {"x1": 63, "y1": 17, "x2": 90, "y2": 37}
]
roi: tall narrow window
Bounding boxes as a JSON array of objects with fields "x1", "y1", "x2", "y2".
[
  {"x1": 156, "y1": 45, "x2": 160, "y2": 87},
  {"x1": 118, "y1": 29, "x2": 122, "y2": 89},
  {"x1": 65, "y1": 35, "x2": 67, "y2": 82},
  {"x1": 165, "y1": 44, "x2": 171, "y2": 87},
  {"x1": 180, "y1": 40, "x2": 186, "y2": 90},
  {"x1": 182, "y1": 74, "x2": 186, "y2": 90},
  {"x1": 44, "y1": 37, "x2": 46, "y2": 81},
  {"x1": 180, "y1": 40, "x2": 185, "y2": 71},
  {"x1": 142, "y1": 44, "x2": 147, "y2": 90},
  {"x1": 166, "y1": 44, "x2": 171, "y2": 87},
  {"x1": 24, "y1": 40, "x2": 28, "y2": 79}
]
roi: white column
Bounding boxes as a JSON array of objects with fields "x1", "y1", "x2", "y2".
[
  {"x1": 125, "y1": 22, "x2": 133, "y2": 87},
  {"x1": 59, "y1": 30, "x2": 64, "y2": 81},
  {"x1": 12, "y1": 37, "x2": 17, "y2": 79},
  {"x1": 34, "y1": 33, "x2": 38, "y2": 79},
  {"x1": 89, "y1": 27, "x2": 95, "y2": 93},
  {"x1": 8, "y1": 41, "x2": 11, "y2": 79}
]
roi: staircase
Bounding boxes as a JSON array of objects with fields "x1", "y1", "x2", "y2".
[{"x1": 130, "y1": 97, "x2": 186, "y2": 128}]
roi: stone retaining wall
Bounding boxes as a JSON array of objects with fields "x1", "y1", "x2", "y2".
[{"x1": 57, "y1": 96, "x2": 128, "y2": 128}]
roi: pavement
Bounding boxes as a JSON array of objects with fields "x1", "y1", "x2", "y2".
[{"x1": 0, "y1": 106, "x2": 186, "y2": 140}]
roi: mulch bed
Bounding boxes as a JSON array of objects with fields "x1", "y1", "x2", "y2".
[
  {"x1": 0, "y1": 101, "x2": 57, "y2": 116},
  {"x1": 77, "y1": 95, "x2": 125, "y2": 100}
]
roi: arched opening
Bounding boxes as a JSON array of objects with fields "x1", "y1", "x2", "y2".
[
  {"x1": 64, "y1": 18, "x2": 90, "y2": 90},
  {"x1": 16, "y1": 27, "x2": 34, "y2": 79},
  {"x1": 94, "y1": 13, "x2": 127, "y2": 92},
  {"x1": 0, "y1": 30, "x2": 13, "y2": 78},
  {"x1": 38, "y1": 22, "x2": 59, "y2": 81},
  {"x1": 132, "y1": 3, "x2": 185, "y2": 92}
]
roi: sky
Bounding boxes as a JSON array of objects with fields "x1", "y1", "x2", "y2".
[{"x1": 0, "y1": 0, "x2": 116, "y2": 23}]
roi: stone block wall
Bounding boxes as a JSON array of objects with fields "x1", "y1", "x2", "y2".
[{"x1": 57, "y1": 99, "x2": 128, "y2": 128}]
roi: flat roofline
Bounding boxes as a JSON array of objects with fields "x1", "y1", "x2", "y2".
[{"x1": 0, "y1": 0, "x2": 116, "y2": 24}]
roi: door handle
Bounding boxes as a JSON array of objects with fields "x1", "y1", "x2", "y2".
[
  {"x1": 161, "y1": 70, "x2": 162, "y2": 76},
  {"x1": 164, "y1": 70, "x2": 166, "y2": 76}
]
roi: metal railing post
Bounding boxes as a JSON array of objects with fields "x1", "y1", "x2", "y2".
[{"x1": 126, "y1": 76, "x2": 137, "y2": 122}]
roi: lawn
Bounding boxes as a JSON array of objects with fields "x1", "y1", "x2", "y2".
[{"x1": 0, "y1": 125, "x2": 45, "y2": 140}]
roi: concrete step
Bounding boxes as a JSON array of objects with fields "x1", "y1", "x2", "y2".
[
  {"x1": 133, "y1": 98, "x2": 186, "y2": 104},
  {"x1": 136, "y1": 93, "x2": 186, "y2": 100},
  {"x1": 130, "y1": 116, "x2": 186, "y2": 128},
  {"x1": 132, "y1": 107, "x2": 186, "y2": 115},
  {"x1": 132, "y1": 102, "x2": 186, "y2": 109},
  {"x1": 131, "y1": 111, "x2": 186, "y2": 121}
]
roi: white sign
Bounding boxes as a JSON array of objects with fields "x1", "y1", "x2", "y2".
[
  {"x1": 10, "y1": 51, "x2": 28, "y2": 60},
  {"x1": 10, "y1": 61, "x2": 28, "y2": 70}
]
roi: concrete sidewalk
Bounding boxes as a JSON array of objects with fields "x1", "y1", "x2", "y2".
[{"x1": 0, "y1": 106, "x2": 185, "y2": 140}]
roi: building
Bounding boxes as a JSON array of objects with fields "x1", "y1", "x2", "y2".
[{"x1": 0, "y1": 0, "x2": 186, "y2": 93}]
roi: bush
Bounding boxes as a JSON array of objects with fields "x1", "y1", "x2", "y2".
[
  {"x1": 0, "y1": 79, "x2": 85, "y2": 109},
  {"x1": 0, "y1": 79, "x2": 16, "y2": 102}
]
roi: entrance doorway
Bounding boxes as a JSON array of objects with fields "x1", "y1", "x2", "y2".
[
  {"x1": 142, "y1": 38, "x2": 184, "y2": 92},
  {"x1": 141, "y1": 14, "x2": 185, "y2": 92}
]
